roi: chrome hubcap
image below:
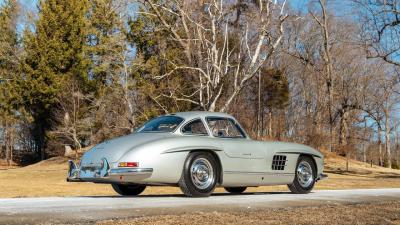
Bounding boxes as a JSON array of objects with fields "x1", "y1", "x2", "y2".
[
  {"x1": 297, "y1": 161, "x2": 314, "y2": 188},
  {"x1": 190, "y1": 158, "x2": 214, "y2": 189}
]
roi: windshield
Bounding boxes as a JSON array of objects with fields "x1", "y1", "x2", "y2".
[{"x1": 136, "y1": 116, "x2": 184, "y2": 133}]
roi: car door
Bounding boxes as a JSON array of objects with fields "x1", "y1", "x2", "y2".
[
  {"x1": 205, "y1": 117, "x2": 267, "y2": 184},
  {"x1": 205, "y1": 117, "x2": 264, "y2": 159}
]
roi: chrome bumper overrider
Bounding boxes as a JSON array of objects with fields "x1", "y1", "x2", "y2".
[{"x1": 67, "y1": 158, "x2": 153, "y2": 183}]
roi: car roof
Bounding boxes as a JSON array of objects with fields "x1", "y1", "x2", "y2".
[{"x1": 169, "y1": 111, "x2": 235, "y2": 121}]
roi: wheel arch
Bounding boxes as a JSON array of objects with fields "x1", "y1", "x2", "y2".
[
  {"x1": 187, "y1": 149, "x2": 224, "y2": 185},
  {"x1": 299, "y1": 153, "x2": 318, "y2": 177},
  {"x1": 275, "y1": 150, "x2": 322, "y2": 177}
]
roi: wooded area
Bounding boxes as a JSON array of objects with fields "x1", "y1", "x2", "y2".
[{"x1": 0, "y1": 0, "x2": 399, "y2": 169}]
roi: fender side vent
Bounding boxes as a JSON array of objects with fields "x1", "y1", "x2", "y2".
[{"x1": 272, "y1": 155, "x2": 287, "y2": 170}]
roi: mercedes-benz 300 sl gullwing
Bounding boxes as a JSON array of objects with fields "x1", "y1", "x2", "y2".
[{"x1": 67, "y1": 111, "x2": 327, "y2": 197}]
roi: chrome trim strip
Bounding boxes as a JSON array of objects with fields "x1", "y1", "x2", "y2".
[
  {"x1": 180, "y1": 117, "x2": 211, "y2": 136},
  {"x1": 163, "y1": 146, "x2": 223, "y2": 154},
  {"x1": 136, "y1": 115, "x2": 184, "y2": 133},
  {"x1": 109, "y1": 168, "x2": 153, "y2": 176},
  {"x1": 276, "y1": 151, "x2": 322, "y2": 158},
  {"x1": 80, "y1": 164, "x2": 102, "y2": 170},
  {"x1": 224, "y1": 171, "x2": 294, "y2": 175},
  {"x1": 205, "y1": 116, "x2": 248, "y2": 139}
]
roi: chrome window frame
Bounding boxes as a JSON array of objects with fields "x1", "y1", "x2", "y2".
[
  {"x1": 136, "y1": 115, "x2": 185, "y2": 133},
  {"x1": 205, "y1": 116, "x2": 247, "y2": 139},
  {"x1": 180, "y1": 118, "x2": 210, "y2": 136}
]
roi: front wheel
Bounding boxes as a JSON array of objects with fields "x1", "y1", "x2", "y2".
[
  {"x1": 179, "y1": 152, "x2": 219, "y2": 197},
  {"x1": 112, "y1": 184, "x2": 146, "y2": 196},
  {"x1": 224, "y1": 187, "x2": 247, "y2": 194},
  {"x1": 288, "y1": 156, "x2": 316, "y2": 194}
]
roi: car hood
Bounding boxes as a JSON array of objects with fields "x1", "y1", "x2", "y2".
[{"x1": 80, "y1": 132, "x2": 172, "y2": 165}]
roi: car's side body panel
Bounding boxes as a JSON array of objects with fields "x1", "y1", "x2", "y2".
[
  {"x1": 69, "y1": 111, "x2": 325, "y2": 188},
  {"x1": 108, "y1": 135, "x2": 323, "y2": 186}
]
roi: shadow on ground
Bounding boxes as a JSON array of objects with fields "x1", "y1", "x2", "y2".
[{"x1": 80, "y1": 191, "x2": 293, "y2": 198}]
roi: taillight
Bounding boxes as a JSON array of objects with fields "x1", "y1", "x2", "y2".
[{"x1": 118, "y1": 162, "x2": 139, "y2": 167}]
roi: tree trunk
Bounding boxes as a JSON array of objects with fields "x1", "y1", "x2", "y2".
[
  {"x1": 362, "y1": 119, "x2": 367, "y2": 162},
  {"x1": 268, "y1": 110, "x2": 273, "y2": 138},
  {"x1": 384, "y1": 110, "x2": 392, "y2": 168},
  {"x1": 72, "y1": 130, "x2": 81, "y2": 159},
  {"x1": 123, "y1": 58, "x2": 135, "y2": 131},
  {"x1": 33, "y1": 121, "x2": 46, "y2": 161},
  {"x1": 4, "y1": 119, "x2": 10, "y2": 166},
  {"x1": 339, "y1": 112, "x2": 349, "y2": 171},
  {"x1": 257, "y1": 70, "x2": 261, "y2": 138},
  {"x1": 378, "y1": 126, "x2": 383, "y2": 167},
  {"x1": 261, "y1": 107, "x2": 265, "y2": 137},
  {"x1": 314, "y1": 0, "x2": 335, "y2": 152},
  {"x1": 395, "y1": 121, "x2": 399, "y2": 167},
  {"x1": 9, "y1": 126, "x2": 14, "y2": 166},
  {"x1": 338, "y1": 111, "x2": 345, "y2": 146},
  {"x1": 362, "y1": 142, "x2": 366, "y2": 163}
]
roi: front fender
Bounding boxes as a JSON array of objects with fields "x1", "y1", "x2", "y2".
[{"x1": 272, "y1": 142, "x2": 324, "y2": 179}]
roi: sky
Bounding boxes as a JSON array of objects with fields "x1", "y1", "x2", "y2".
[{"x1": 3, "y1": 0, "x2": 355, "y2": 17}]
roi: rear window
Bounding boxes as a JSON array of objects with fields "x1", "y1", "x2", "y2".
[{"x1": 137, "y1": 116, "x2": 184, "y2": 133}]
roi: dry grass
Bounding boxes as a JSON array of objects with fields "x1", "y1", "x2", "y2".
[
  {"x1": 96, "y1": 201, "x2": 400, "y2": 225},
  {"x1": 0, "y1": 159, "x2": 18, "y2": 169},
  {"x1": 315, "y1": 150, "x2": 400, "y2": 190},
  {"x1": 0, "y1": 151, "x2": 399, "y2": 198}
]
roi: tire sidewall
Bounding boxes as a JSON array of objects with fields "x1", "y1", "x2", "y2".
[
  {"x1": 182, "y1": 152, "x2": 218, "y2": 196},
  {"x1": 293, "y1": 156, "x2": 316, "y2": 192},
  {"x1": 112, "y1": 184, "x2": 146, "y2": 196},
  {"x1": 224, "y1": 187, "x2": 247, "y2": 194}
]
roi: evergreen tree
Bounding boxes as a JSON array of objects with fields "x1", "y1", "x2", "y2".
[
  {"x1": 0, "y1": 0, "x2": 19, "y2": 91},
  {"x1": 87, "y1": 0, "x2": 138, "y2": 140},
  {"x1": 88, "y1": 0, "x2": 126, "y2": 86},
  {"x1": 20, "y1": 0, "x2": 91, "y2": 159},
  {"x1": 128, "y1": 4, "x2": 193, "y2": 119},
  {"x1": 0, "y1": 0, "x2": 18, "y2": 78},
  {"x1": 0, "y1": 0, "x2": 19, "y2": 165}
]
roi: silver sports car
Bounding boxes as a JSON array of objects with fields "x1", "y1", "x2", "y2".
[{"x1": 67, "y1": 111, "x2": 327, "y2": 197}]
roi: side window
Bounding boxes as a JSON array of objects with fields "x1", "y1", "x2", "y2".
[
  {"x1": 182, "y1": 119, "x2": 208, "y2": 135},
  {"x1": 206, "y1": 118, "x2": 245, "y2": 138}
]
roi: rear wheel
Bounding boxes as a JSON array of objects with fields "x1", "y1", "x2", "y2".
[
  {"x1": 112, "y1": 184, "x2": 146, "y2": 196},
  {"x1": 224, "y1": 187, "x2": 247, "y2": 194},
  {"x1": 288, "y1": 156, "x2": 316, "y2": 194},
  {"x1": 179, "y1": 152, "x2": 219, "y2": 197}
]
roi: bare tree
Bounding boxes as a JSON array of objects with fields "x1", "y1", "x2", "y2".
[
  {"x1": 50, "y1": 81, "x2": 92, "y2": 158},
  {"x1": 362, "y1": 67, "x2": 399, "y2": 167},
  {"x1": 379, "y1": 74, "x2": 399, "y2": 168},
  {"x1": 354, "y1": 0, "x2": 400, "y2": 66},
  {"x1": 142, "y1": 0, "x2": 289, "y2": 112},
  {"x1": 309, "y1": 0, "x2": 336, "y2": 152}
]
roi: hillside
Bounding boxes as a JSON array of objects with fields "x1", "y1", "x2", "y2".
[{"x1": 0, "y1": 151, "x2": 399, "y2": 198}]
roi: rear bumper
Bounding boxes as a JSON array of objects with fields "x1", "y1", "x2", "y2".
[{"x1": 67, "y1": 159, "x2": 153, "y2": 184}]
